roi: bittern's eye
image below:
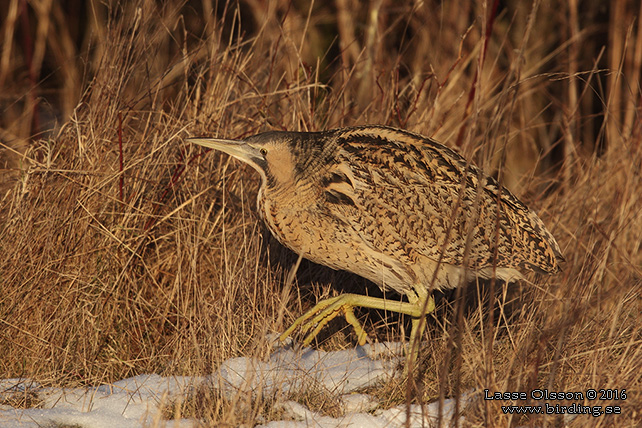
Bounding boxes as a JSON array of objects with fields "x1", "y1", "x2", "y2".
[{"x1": 260, "y1": 148, "x2": 268, "y2": 156}]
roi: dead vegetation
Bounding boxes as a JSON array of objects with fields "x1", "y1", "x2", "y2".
[{"x1": 0, "y1": 0, "x2": 640, "y2": 426}]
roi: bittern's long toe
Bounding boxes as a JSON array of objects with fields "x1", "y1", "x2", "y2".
[{"x1": 279, "y1": 295, "x2": 369, "y2": 347}]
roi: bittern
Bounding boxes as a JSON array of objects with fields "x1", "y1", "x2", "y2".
[{"x1": 187, "y1": 125, "x2": 563, "y2": 361}]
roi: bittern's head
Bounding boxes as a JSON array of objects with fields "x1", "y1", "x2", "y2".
[{"x1": 187, "y1": 131, "x2": 329, "y2": 190}]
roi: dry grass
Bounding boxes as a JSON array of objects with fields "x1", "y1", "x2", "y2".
[{"x1": 1, "y1": 0, "x2": 641, "y2": 426}]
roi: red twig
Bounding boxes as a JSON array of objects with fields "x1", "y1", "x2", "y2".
[
  {"x1": 455, "y1": 0, "x2": 500, "y2": 147},
  {"x1": 404, "y1": 75, "x2": 430, "y2": 125},
  {"x1": 19, "y1": 0, "x2": 40, "y2": 135},
  {"x1": 118, "y1": 112, "x2": 124, "y2": 202}
]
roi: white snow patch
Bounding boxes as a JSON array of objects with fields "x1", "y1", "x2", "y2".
[
  {"x1": 216, "y1": 342, "x2": 400, "y2": 398},
  {"x1": 259, "y1": 393, "x2": 468, "y2": 427},
  {"x1": 0, "y1": 375, "x2": 201, "y2": 428},
  {"x1": 340, "y1": 393, "x2": 379, "y2": 413},
  {"x1": 1, "y1": 343, "x2": 467, "y2": 427}
]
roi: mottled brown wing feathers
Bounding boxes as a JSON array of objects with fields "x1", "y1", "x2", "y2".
[{"x1": 323, "y1": 126, "x2": 563, "y2": 275}]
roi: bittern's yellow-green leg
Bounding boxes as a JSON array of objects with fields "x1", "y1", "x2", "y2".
[{"x1": 279, "y1": 292, "x2": 435, "y2": 365}]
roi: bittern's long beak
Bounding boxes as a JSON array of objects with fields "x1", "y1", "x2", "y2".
[{"x1": 187, "y1": 137, "x2": 264, "y2": 170}]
